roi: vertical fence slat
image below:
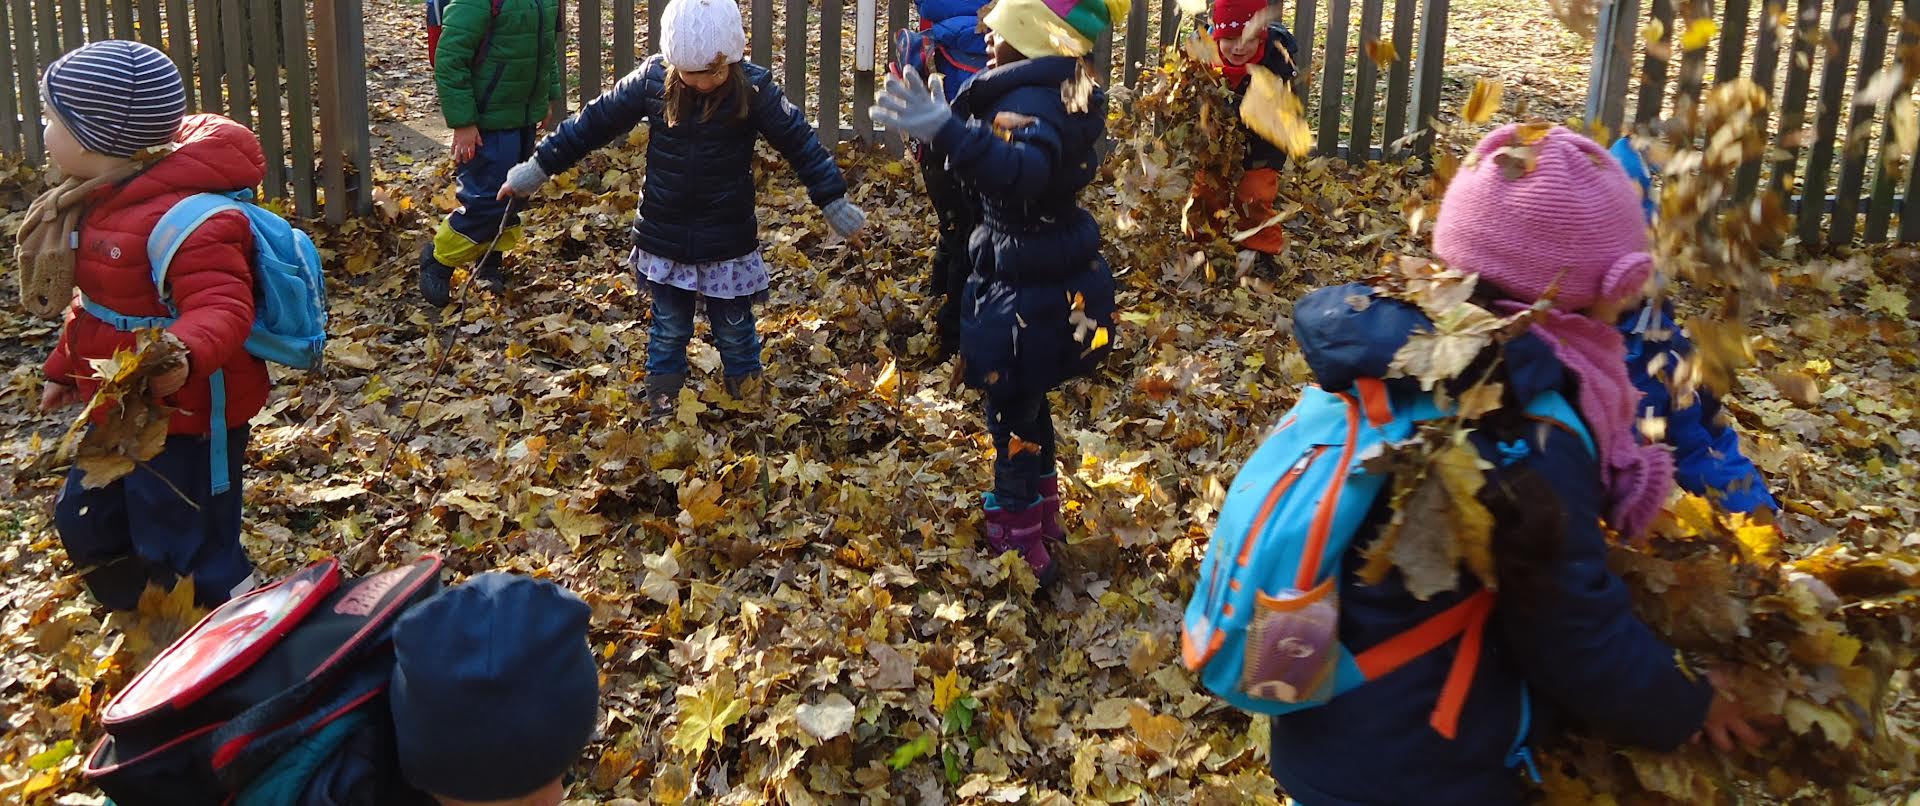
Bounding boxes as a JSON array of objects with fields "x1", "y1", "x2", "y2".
[
  {"x1": 1408, "y1": 0, "x2": 1447, "y2": 161},
  {"x1": 1735, "y1": 0, "x2": 1785, "y2": 198},
  {"x1": 1903, "y1": 68, "x2": 1920, "y2": 241},
  {"x1": 193, "y1": 0, "x2": 220, "y2": 111},
  {"x1": 1093, "y1": 24, "x2": 1114, "y2": 87},
  {"x1": 1674, "y1": 0, "x2": 1712, "y2": 120},
  {"x1": 9, "y1": 0, "x2": 43, "y2": 159},
  {"x1": 341, "y1": 0, "x2": 369, "y2": 216},
  {"x1": 280, "y1": 0, "x2": 314, "y2": 217},
  {"x1": 784, "y1": 0, "x2": 805, "y2": 112},
  {"x1": 1317, "y1": 0, "x2": 1351, "y2": 156},
  {"x1": 612, "y1": 0, "x2": 633, "y2": 78},
  {"x1": 0, "y1": 0, "x2": 21, "y2": 156},
  {"x1": 1716, "y1": 0, "x2": 1753, "y2": 83},
  {"x1": 1292, "y1": 0, "x2": 1318, "y2": 99},
  {"x1": 136, "y1": 0, "x2": 160, "y2": 49},
  {"x1": 648, "y1": 0, "x2": 663, "y2": 55},
  {"x1": 820, "y1": 0, "x2": 841, "y2": 148},
  {"x1": 83, "y1": 0, "x2": 103, "y2": 38},
  {"x1": 34, "y1": 0, "x2": 57, "y2": 67},
  {"x1": 1123, "y1": 0, "x2": 1147, "y2": 86},
  {"x1": 253, "y1": 0, "x2": 283, "y2": 198},
  {"x1": 1769, "y1": 0, "x2": 1822, "y2": 195},
  {"x1": 751, "y1": 0, "x2": 771, "y2": 67},
  {"x1": 886, "y1": 0, "x2": 905, "y2": 154},
  {"x1": 312, "y1": 0, "x2": 344, "y2": 223},
  {"x1": 218, "y1": 0, "x2": 249, "y2": 126},
  {"x1": 1833, "y1": 0, "x2": 1891, "y2": 243},
  {"x1": 161, "y1": 0, "x2": 190, "y2": 93},
  {"x1": 579, "y1": 0, "x2": 601, "y2": 98},
  {"x1": 1634, "y1": 0, "x2": 1674, "y2": 128},
  {"x1": 109, "y1": 0, "x2": 131, "y2": 39},
  {"x1": 1382, "y1": 0, "x2": 1415, "y2": 156},
  {"x1": 1867, "y1": 0, "x2": 1916, "y2": 241},
  {"x1": 1159, "y1": 0, "x2": 1178, "y2": 49},
  {"x1": 552, "y1": 0, "x2": 567, "y2": 114},
  {"x1": 1796, "y1": 0, "x2": 1858, "y2": 245},
  {"x1": 1351, "y1": 0, "x2": 1383, "y2": 160},
  {"x1": 58, "y1": 0, "x2": 81, "y2": 50},
  {"x1": 1586, "y1": 0, "x2": 1639, "y2": 136}
]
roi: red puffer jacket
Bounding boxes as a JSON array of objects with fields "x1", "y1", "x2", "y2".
[{"x1": 43, "y1": 114, "x2": 271, "y2": 436}]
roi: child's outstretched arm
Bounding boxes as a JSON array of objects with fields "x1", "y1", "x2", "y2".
[
  {"x1": 874, "y1": 68, "x2": 1060, "y2": 199},
  {"x1": 500, "y1": 64, "x2": 662, "y2": 198},
  {"x1": 1493, "y1": 426, "x2": 1716, "y2": 750},
  {"x1": 750, "y1": 73, "x2": 861, "y2": 235}
]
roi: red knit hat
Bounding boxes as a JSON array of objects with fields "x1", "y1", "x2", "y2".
[{"x1": 1211, "y1": 0, "x2": 1267, "y2": 38}]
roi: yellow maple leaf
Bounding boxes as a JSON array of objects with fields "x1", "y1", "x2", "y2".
[
  {"x1": 932, "y1": 668, "x2": 962, "y2": 714},
  {"x1": 1679, "y1": 18, "x2": 1718, "y2": 51},
  {"x1": 1436, "y1": 438, "x2": 1498, "y2": 589},
  {"x1": 669, "y1": 683, "x2": 748, "y2": 761},
  {"x1": 1240, "y1": 65, "x2": 1312, "y2": 158},
  {"x1": 1463, "y1": 79, "x2": 1504, "y2": 124}
]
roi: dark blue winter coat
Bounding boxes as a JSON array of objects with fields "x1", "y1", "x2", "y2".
[
  {"x1": 1268, "y1": 285, "x2": 1714, "y2": 806},
  {"x1": 931, "y1": 56, "x2": 1116, "y2": 399},
  {"x1": 533, "y1": 55, "x2": 848, "y2": 265},
  {"x1": 1621, "y1": 302, "x2": 1778, "y2": 514},
  {"x1": 915, "y1": 0, "x2": 988, "y2": 100}
]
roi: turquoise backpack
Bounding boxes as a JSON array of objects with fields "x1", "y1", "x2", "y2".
[
  {"x1": 80, "y1": 190, "x2": 328, "y2": 495},
  {"x1": 1182, "y1": 378, "x2": 1592, "y2": 736}
]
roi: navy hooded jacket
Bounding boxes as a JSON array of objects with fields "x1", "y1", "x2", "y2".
[
  {"x1": 930, "y1": 55, "x2": 1116, "y2": 399},
  {"x1": 533, "y1": 56, "x2": 848, "y2": 265},
  {"x1": 914, "y1": 0, "x2": 989, "y2": 100},
  {"x1": 1268, "y1": 285, "x2": 1714, "y2": 806}
]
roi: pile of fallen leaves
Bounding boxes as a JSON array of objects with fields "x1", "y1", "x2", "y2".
[{"x1": 0, "y1": 41, "x2": 1914, "y2": 806}]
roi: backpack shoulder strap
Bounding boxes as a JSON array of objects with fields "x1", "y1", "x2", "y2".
[
  {"x1": 1521, "y1": 391, "x2": 1596, "y2": 457},
  {"x1": 147, "y1": 192, "x2": 251, "y2": 298}
]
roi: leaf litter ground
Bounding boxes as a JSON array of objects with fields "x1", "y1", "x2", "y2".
[{"x1": 1, "y1": 47, "x2": 1918, "y2": 806}]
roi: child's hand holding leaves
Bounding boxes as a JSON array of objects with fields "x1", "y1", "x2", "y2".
[{"x1": 40, "y1": 381, "x2": 81, "y2": 411}]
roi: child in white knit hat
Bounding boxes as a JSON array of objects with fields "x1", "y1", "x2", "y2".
[{"x1": 497, "y1": 0, "x2": 865, "y2": 417}]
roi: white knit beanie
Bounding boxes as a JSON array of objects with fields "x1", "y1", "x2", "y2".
[{"x1": 660, "y1": 0, "x2": 747, "y2": 70}]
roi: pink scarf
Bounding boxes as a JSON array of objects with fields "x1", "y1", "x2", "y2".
[{"x1": 1495, "y1": 302, "x2": 1676, "y2": 540}]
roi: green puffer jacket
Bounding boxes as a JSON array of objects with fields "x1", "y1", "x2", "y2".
[{"x1": 435, "y1": 0, "x2": 562, "y2": 131}]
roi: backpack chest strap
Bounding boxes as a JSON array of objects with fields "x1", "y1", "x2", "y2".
[{"x1": 1353, "y1": 589, "x2": 1495, "y2": 740}]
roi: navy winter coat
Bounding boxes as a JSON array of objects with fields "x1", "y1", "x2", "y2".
[
  {"x1": 533, "y1": 55, "x2": 848, "y2": 265},
  {"x1": 930, "y1": 56, "x2": 1116, "y2": 399},
  {"x1": 1621, "y1": 302, "x2": 1777, "y2": 513},
  {"x1": 1268, "y1": 285, "x2": 1714, "y2": 806}
]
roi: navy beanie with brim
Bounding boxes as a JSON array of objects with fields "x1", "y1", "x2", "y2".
[
  {"x1": 389, "y1": 572, "x2": 600, "y2": 802},
  {"x1": 39, "y1": 40, "x2": 186, "y2": 159}
]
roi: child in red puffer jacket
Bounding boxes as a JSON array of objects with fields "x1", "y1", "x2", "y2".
[{"x1": 25, "y1": 41, "x2": 267, "y2": 610}]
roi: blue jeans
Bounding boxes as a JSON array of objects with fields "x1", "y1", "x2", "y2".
[
  {"x1": 55, "y1": 427, "x2": 253, "y2": 610},
  {"x1": 985, "y1": 392, "x2": 1055, "y2": 509},
  {"x1": 646, "y1": 281, "x2": 763, "y2": 378}
]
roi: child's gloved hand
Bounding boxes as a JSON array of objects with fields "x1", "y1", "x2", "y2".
[
  {"x1": 495, "y1": 159, "x2": 550, "y2": 200},
  {"x1": 871, "y1": 67, "x2": 950, "y2": 143},
  {"x1": 823, "y1": 198, "x2": 867, "y2": 239}
]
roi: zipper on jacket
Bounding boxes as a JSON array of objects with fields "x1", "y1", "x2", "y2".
[{"x1": 1504, "y1": 684, "x2": 1541, "y2": 783}]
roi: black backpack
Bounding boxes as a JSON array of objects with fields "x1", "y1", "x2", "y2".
[{"x1": 84, "y1": 556, "x2": 444, "y2": 805}]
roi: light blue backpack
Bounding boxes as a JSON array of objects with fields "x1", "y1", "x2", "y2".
[
  {"x1": 1182, "y1": 378, "x2": 1591, "y2": 737},
  {"x1": 80, "y1": 190, "x2": 327, "y2": 494}
]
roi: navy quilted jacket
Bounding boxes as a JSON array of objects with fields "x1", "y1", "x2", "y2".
[
  {"x1": 533, "y1": 56, "x2": 848, "y2": 264},
  {"x1": 929, "y1": 56, "x2": 1115, "y2": 398}
]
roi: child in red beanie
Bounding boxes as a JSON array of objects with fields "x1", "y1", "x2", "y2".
[{"x1": 1187, "y1": 0, "x2": 1300, "y2": 259}]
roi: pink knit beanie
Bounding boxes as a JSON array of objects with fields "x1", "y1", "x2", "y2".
[
  {"x1": 1432, "y1": 124, "x2": 1654, "y2": 312},
  {"x1": 1432, "y1": 124, "x2": 1674, "y2": 540}
]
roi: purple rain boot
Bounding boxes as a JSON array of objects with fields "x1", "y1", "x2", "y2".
[
  {"x1": 1038, "y1": 473, "x2": 1066, "y2": 543},
  {"x1": 983, "y1": 493, "x2": 1057, "y2": 586}
]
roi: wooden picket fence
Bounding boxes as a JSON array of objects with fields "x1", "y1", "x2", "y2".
[
  {"x1": 0, "y1": 0, "x2": 371, "y2": 222},
  {"x1": 1587, "y1": 0, "x2": 1920, "y2": 247},
  {"x1": 0, "y1": 0, "x2": 1464, "y2": 220}
]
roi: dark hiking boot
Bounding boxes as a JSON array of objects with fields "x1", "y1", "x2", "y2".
[
  {"x1": 419, "y1": 243, "x2": 454, "y2": 307},
  {"x1": 475, "y1": 250, "x2": 507, "y2": 294},
  {"x1": 646, "y1": 372, "x2": 688, "y2": 421}
]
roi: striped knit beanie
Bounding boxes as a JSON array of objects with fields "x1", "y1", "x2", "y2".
[
  {"x1": 984, "y1": 0, "x2": 1131, "y2": 58},
  {"x1": 39, "y1": 40, "x2": 186, "y2": 158}
]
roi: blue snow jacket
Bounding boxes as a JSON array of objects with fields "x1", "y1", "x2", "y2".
[
  {"x1": 915, "y1": 0, "x2": 989, "y2": 100},
  {"x1": 1609, "y1": 137, "x2": 1776, "y2": 514},
  {"x1": 1620, "y1": 303, "x2": 1779, "y2": 513},
  {"x1": 533, "y1": 56, "x2": 848, "y2": 265},
  {"x1": 1266, "y1": 285, "x2": 1714, "y2": 806},
  {"x1": 930, "y1": 56, "x2": 1116, "y2": 399}
]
